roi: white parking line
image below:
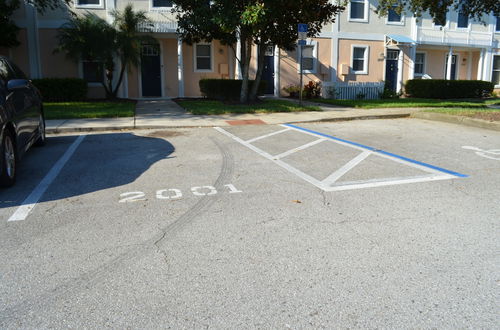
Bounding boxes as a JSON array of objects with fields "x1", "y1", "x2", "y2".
[
  {"x1": 274, "y1": 138, "x2": 326, "y2": 159},
  {"x1": 8, "y1": 135, "x2": 86, "y2": 222},
  {"x1": 245, "y1": 127, "x2": 291, "y2": 143},
  {"x1": 322, "y1": 150, "x2": 372, "y2": 185}
]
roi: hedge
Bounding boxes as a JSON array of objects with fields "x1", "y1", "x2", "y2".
[
  {"x1": 405, "y1": 79, "x2": 494, "y2": 99},
  {"x1": 32, "y1": 78, "x2": 88, "y2": 102},
  {"x1": 199, "y1": 79, "x2": 267, "y2": 100}
]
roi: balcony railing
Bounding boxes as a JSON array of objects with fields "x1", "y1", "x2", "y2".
[
  {"x1": 138, "y1": 21, "x2": 178, "y2": 33},
  {"x1": 417, "y1": 27, "x2": 493, "y2": 47}
]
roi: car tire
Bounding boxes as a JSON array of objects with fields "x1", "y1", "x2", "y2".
[
  {"x1": 34, "y1": 114, "x2": 46, "y2": 147},
  {"x1": 0, "y1": 131, "x2": 17, "y2": 187}
]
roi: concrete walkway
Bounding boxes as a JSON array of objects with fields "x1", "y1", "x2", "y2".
[{"x1": 46, "y1": 99, "x2": 421, "y2": 133}]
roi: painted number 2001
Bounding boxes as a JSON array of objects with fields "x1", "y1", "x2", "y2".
[{"x1": 119, "y1": 184, "x2": 242, "y2": 203}]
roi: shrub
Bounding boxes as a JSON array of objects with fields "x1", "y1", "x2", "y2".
[
  {"x1": 283, "y1": 84, "x2": 301, "y2": 98},
  {"x1": 32, "y1": 78, "x2": 88, "y2": 102},
  {"x1": 405, "y1": 79, "x2": 494, "y2": 99},
  {"x1": 304, "y1": 81, "x2": 321, "y2": 99},
  {"x1": 199, "y1": 79, "x2": 267, "y2": 100},
  {"x1": 380, "y1": 81, "x2": 400, "y2": 99}
]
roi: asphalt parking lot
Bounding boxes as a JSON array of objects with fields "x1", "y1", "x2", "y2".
[{"x1": 0, "y1": 118, "x2": 499, "y2": 328}]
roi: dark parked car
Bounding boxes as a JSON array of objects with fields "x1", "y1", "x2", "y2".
[{"x1": 0, "y1": 56, "x2": 45, "y2": 187}]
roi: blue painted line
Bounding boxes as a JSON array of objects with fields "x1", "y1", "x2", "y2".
[{"x1": 284, "y1": 124, "x2": 468, "y2": 178}]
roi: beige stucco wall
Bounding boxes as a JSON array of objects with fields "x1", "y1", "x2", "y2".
[
  {"x1": 0, "y1": 29, "x2": 31, "y2": 77},
  {"x1": 279, "y1": 38, "x2": 332, "y2": 94},
  {"x1": 162, "y1": 38, "x2": 179, "y2": 97},
  {"x1": 337, "y1": 39, "x2": 385, "y2": 82},
  {"x1": 38, "y1": 29, "x2": 79, "y2": 78},
  {"x1": 127, "y1": 65, "x2": 139, "y2": 98},
  {"x1": 415, "y1": 48, "x2": 480, "y2": 80},
  {"x1": 183, "y1": 40, "x2": 231, "y2": 97}
]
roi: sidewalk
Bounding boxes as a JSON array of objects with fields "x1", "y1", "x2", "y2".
[{"x1": 46, "y1": 99, "x2": 419, "y2": 133}]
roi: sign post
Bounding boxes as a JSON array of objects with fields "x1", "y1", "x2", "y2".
[{"x1": 298, "y1": 24, "x2": 308, "y2": 106}]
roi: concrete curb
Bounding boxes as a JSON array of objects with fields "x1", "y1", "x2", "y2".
[
  {"x1": 411, "y1": 112, "x2": 500, "y2": 132},
  {"x1": 46, "y1": 113, "x2": 412, "y2": 133}
]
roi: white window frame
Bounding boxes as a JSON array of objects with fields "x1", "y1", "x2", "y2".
[
  {"x1": 456, "y1": 10, "x2": 471, "y2": 30},
  {"x1": 351, "y1": 45, "x2": 369, "y2": 75},
  {"x1": 193, "y1": 42, "x2": 214, "y2": 73},
  {"x1": 414, "y1": 52, "x2": 427, "y2": 76},
  {"x1": 150, "y1": 0, "x2": 175, "y2": 11},
  {"x1": 348, "y1": 0, "x2": 369, "y2": 23},
  {"x1": 386, "y1": 5, "x2": 404, "y2": 26},
  {"x1": 296, "y1": 40, "x2": 318, "y2": 74},
  {"x1": 492, "y1": 54, "x2": 500, "y2": 87},
  {"x1": 75, "y1": 0, "x2": 104, "y2": 9}
]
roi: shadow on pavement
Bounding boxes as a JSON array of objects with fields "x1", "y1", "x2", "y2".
[{"x1": 0, "y1": 132, "x2": 175, "y2": 208}]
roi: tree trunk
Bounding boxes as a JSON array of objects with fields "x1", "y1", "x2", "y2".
[
  {"x1": 249, "y1": 42, "x2": 266, "y2": 101},
  {"x1": 239, "y1": 36, "x2": 252, "y2": 103},
  {"x1": 112, "y1": 61, "x2": 127, "y2": 98}
]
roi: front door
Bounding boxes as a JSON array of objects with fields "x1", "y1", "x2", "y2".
[
  {"x1": 262, "y1": 45, "x2": 275, "y2": 95},
  {"x1": 385, "y1": 50, "x2": 399, "y2": 91},
  {"x1": 141, "y1": 44, "x2": 162, "y2": 97},
  {"x1": 445, "y1": 55, "x2": 457, "y2": 80}
]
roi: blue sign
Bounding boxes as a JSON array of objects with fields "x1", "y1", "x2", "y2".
[
  {"x1": 298, "y1": 24, "x2": 308, "y2": 33},
  {"x1": 298, "y1": 40, "x2": 306, "y2": 46}
]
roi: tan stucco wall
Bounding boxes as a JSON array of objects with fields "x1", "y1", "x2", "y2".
[
  {"x1": 0, "y1": 29, "x2": 31, "y2": 77},
  {"x1": 183, "y1": 40, "x2": 231, "y2": 97},
  {"x1": 127, "y1": 65, "x2": 139, "y2": 98},
  {"x1": 416, "y1": 49, "x2": 480, "y2": 80},
  {"x1": 337, "y1": 39, "x2": 385, "y2": 82},
  {"x1": 279, "y1": 38, "x2": 332, "y2": 94},
  {"x1": 38, "y1": 29, "x2": 79, "y2": 78},
  {"x1": 162, "y1": 38, "x2": 179, "y2": 97}
]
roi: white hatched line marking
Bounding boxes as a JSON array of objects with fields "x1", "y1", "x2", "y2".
[
  {"x1": 216, "y1": 125, "x2": 461, "y2": 192},
  {"x1": 8, "y1": 135, "x2": 86, "y2": 222},
  {"x1": 245, "y1": 127, "x2": 291, "y2": 143},
  {"x1": 215, "y1": 127, "x2": 326, "y2": 189},
  {"x1": 274, "y1": 139, "x2": 326, "y2": 160},
  {"x1": 325, "y1": 174, "x2": 454, "y2": 192},
  {"x1": 322, "y1": 150, "x2": 372, "y2": 185}
]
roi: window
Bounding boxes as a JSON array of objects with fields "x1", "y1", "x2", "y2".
[
  {"x1": 152, "y1": 0, "x2": 173, "y2": 8},
  {"x1": 194, "y1": 43, "x2": 212, "y2": 71},
  {"x1": 433, "y1": 13, "x2": 447, "y2": 27},
  {"x1": 82, "y1": 61, "x2": 103, "y2": 83},
  {"x1": 496, "y1": 16, "x2": 500, "y2": 32},
  {"x1": 492, "y1": 55, "x2": 500, "y2": 86},
  {"x1": 297, "y1": 41, "x2": 317, "y2": 73},
  {"x1": 349, "y1": 0, "x2": 366, "y2": 21},
  {"x1": 388, "y1": 6, "x2": 402, "y2": 23},
  {"x1": 414, "y1": 53, "x2": 426, "y2": 75},
  {"x1": 76, "y1": 0, "x2": 101, "y2": 6},
  {"x1": 351, "y1": 46, "x2": 368, "y2": 74},
  {"x1": 457, "y1": 10, "x2": 469, "y2": 28}
]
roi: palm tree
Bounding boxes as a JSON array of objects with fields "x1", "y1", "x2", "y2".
[
  {"x1": 111, "y1": 4, "x2": 155, "y2": 98},
  {"x1": 56, "y1": 6, "x2": 155, "y2": 99}
]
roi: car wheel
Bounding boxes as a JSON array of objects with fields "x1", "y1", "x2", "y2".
[
  {"x1": 34, "y1": 114, "x2": 46, "y2": 147},
  {"x1": 0, "y1": 131, "x2": 17, "y2": 187}
]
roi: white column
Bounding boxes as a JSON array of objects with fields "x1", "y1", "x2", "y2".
[
  {"x1": 408, "y1": 45, "x2": 416, "y2": 80},
  {"x1": 177, "y1": 37, "x2": 184, "y2": 97},
  {"x1": 273, "y1": 46, "x2": 280, "y2": 97},
  {"x1": 483, "y1": 48, "x2": 493, "y2": 81},
  {"x1": 446, "y1": 47, "x2": 453, "y2": 80},
  {"x1": 466, "y1": 50, "x2": 472, "y2": 80},
  {"x1": 477, "y1": 49, "x2": 485, "y2": 80},
  {"x1": 235, "y1": 36, "x2": 242, "y2": 79},
  {"x1": 25, "y1": 3, "x2": 41, "y2": 78},
  {"x1": 331, "y1": 14, "x2": 339, "y2": 82},
  {"x1": 396, "y1": 49, "x2": 404, "y2": 93},
  {"x1": 105, "y1": 0, "x2": 116, "y2": 24}
]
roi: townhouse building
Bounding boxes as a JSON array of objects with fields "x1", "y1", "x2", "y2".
[{"x1": 1, "y1": 0, "x2": 499, "y2": 99}]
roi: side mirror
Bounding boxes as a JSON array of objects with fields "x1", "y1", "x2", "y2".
[{"x1": 7, "y1": 79, "x2": 29, "y2": 91}]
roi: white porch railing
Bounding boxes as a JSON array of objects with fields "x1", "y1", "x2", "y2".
[
  {"x1": 322, "y1": 82, "x2": 385, "y2": 100},
  {"x1": 417, "y1": 27, "x2": 493, "y2": 48},
  {"x1": 138, "y1": 21, "x2": 178, "y2": 33}
]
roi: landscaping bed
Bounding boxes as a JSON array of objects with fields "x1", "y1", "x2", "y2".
[
  {"x1": 312, "y1": 98, "x2": 500, "y2": 109},
  {"x1": 44, "y1": 100, "x2": 136, "y2": 119},
  {"x1": 175, "y1": 99, "x2": 321, "y2": 115}
]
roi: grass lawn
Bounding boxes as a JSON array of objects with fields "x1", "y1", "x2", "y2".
[
  {"x1": 424, "y1": 107, "x2": 500, "y2": 121},
  {"x1": 44, "y1": 101, "x2": 135, "y2": 119},
  {"x1": 313, "y1": 98, "x2": 500, "y2": 109},
  {"x1": 176, "y1": 99, "x2": 321, "y2": 115}
]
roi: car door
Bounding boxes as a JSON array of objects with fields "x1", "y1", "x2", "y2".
[{"x1": 0, "y1": 58, "x2": 30, "y2": 153}]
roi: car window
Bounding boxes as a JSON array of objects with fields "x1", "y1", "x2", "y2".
[{"x1": 7, "y1": 61, "x2": 27, "y2": 80}]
